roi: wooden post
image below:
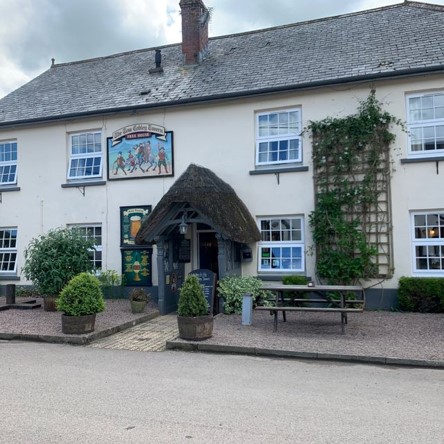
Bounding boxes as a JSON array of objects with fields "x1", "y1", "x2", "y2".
[{"x1": 5, "y1": 284, "x2": 16, "y2": 305}]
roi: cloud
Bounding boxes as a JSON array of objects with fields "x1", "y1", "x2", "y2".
[{"x1": 1, "y1": 0, "x2": 444, "y2": 98}]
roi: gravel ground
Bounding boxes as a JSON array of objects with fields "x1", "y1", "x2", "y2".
[
  {"x1": 2, "y1": 297, "x2": 443, "y2": 363},
  {"x1": 0, "y1": 297, "x2": 158, "y2": 337},
  {"x1": 175, "y1": 310, "x2": 444, "y2": 363}
]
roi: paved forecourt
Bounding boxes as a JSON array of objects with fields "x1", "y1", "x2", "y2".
[{"x1": 88, "y1": 314, "x2": 178, "y2": 352}]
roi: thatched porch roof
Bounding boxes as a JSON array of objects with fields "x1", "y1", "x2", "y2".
[{"x1": 135, "y1": 164, "x2": 260, "y2": 244}]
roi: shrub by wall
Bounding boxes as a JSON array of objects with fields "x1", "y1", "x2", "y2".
[{"x1": 398, "y1": 277, "x2": 444, "y2": 313}]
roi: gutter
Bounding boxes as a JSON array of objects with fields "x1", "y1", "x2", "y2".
[{"x1": 1, "y1": 65, "x2": 444, "y2": 129}]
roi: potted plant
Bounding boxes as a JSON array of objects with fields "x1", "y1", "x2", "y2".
[
  {"x1": 129, "y1": 288, "x2": 150, "y2": 313},
  {"x1": 56, "y1": 272, "x2": 105, "y2": 334},
  {"x1": 22, "y1": 228, "x2": 94, "y2": 311},
  {"x1": 177, "y1": 274, "x2": 213, "y2": 340}
]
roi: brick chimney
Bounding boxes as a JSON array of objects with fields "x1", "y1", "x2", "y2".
[{"x1": 180, "y1": 0, "x2": 210, "y2": 65}]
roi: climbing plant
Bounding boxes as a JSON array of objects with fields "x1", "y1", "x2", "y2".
[{"x1": 307, "y1": 90, "x2": 403, "y2": 285}]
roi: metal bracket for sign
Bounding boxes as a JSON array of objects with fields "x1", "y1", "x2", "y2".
[
  {"x1": 77, "y1": 186, "x2": 86, "y2": 196},
  {"x1": 0, "y1": 192, "x2": 2, "y2": 203},
  {"x1": 275, "y1": 172, "x2": 280, "y2": 185}
]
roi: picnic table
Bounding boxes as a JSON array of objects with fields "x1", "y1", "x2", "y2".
[{"x1": 255, "y1": 283, "x2": 365, "y2": 334}]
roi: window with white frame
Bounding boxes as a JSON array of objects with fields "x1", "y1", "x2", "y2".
[
  {"x1": 258, "y1": 216, "x2": 304, "y2": 272},
  {"x1": 67, "y1": 131, "x2": 102, "y2": 180},
  {"x1": 412, "y1": 212, "x2": 444, "y2": 273},
  {"x1": 0, "y1": 227, "x2": 18, "y2": 274},
  {"x1": 69, "y1": 224, "x2": 102, "y2": 270},
  {"x1": 407, "y1": 92, "x2": 444, "y2": 157},
  {"x1": 0, "y1": 141, "x2": 17, "y2": 185},
  {"x1": 256, "y1": 109, "x2": 302, "y2": 166}
]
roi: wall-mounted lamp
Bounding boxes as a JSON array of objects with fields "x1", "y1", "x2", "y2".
[{"x1": 179, "y1": 214, "x2": 188, "y2": 235}]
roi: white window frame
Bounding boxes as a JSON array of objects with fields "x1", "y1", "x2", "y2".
[
  {"x1": 256, "y1": 108, "x2": 302, "y2": 166},
  {"x1": 68, "y1": 224, "x2": 103, "y2": 270},
  {"x1": 0, "y1": 227, "x2": 18, "y2": 274},
  {"x1": 411, "y1": 211, "x2": 444, "y2": 275},
  {"x1": 0, "y1": 141, "x2": 17, "y2": 185},
  {"x1": 257, "y1": 216, "x2": 305, "y2": 273},
  {"x1": 67, "y1": 131, "x2": 103, "y2": 180},
  {"x1": 407, "y1": 92, "x2": 444, "y2": 158}
]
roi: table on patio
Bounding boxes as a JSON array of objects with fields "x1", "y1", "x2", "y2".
[{"x1": 255, "y1": 283, "x2": 365, "y2": 333}]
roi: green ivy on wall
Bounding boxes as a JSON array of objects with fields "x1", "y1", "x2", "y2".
[{"x1": 307, "y1": 90, "x2": 403, "y2": 285}]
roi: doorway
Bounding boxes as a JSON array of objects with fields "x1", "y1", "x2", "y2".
[{"x1": 198, "y1": 231, "x2": 219, "y2": 277}]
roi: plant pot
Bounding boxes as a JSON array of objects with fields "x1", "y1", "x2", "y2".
[
  {"x1": 61, "y1": 314, "x2": 96, "y2": 334},
  {"x1": 130, "y1": 300, "x2": 146, "y2": 314},
  {"x1": 43, "y1": 296, "x2": 57, "y2": 312},
  {"x1": 177, "y1": 315, "x2": 213, "y2": 340}
]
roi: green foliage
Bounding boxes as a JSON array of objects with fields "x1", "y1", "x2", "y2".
[
  {"x1": 22, "y1": 228, "x2": 94, "y2": 296},
  {"x1": 15, "y1": 285, "x2": 41, "y2": 297},
  {"x1": 398, "y1": 277, "x2": 444, "y2": 313},
  {"x1": 177, "y1": 275, "x2": 209, "y2": 317},
  {"x1": 307, "y1": 90, "x2": 401, "y2": 285},
  {"x1": 56, "y1": 272, "x2": 105, "y2": 316},
  {"x1": 217, "y1": 275, "x2": 272, "y2": 314},
  {"x1": 129, "y1": 287, "x2": 150, "y2": 302},
  {"x1": 282, "y1": 275, "x2": 309, "y2": 285},
  {"x1": 97, "y1": 269, "x2": 125, "y2": 287}
]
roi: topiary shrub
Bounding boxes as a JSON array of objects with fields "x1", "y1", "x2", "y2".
[
  {"x1": 398, "y1": 277, "x2": 444, "y2": 313},
  {"x1": 177, "y1": 274, "x2": 209, "y2": 317},
  {"x1": 56, "y1": 272, "x2": 105, "y2": 316},
  {"x1": 22, "y1": 228, "x2": 94, "y2": 297},
  {"x1": 217, "y1": 275, "x2": 272, "y2": 314}
]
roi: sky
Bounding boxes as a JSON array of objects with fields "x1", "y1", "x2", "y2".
[{"x1": 1, "y1": 0, "x2": 444, "y2": 98}]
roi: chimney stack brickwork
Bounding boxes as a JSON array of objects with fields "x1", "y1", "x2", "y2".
[{"x1": 180, "y1": 0, "x2": 209, "y2": 65}]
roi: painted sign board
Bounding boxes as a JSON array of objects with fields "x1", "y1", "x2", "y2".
[{"x1": 189, "y1": 269, "x2": 217, "y2": 312}]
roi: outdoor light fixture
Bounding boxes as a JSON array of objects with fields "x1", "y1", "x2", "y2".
[{"x1": 179, "y1": 214, "x2": 188, "y2": 235}]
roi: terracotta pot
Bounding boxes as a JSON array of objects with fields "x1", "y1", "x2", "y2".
[
  {"x1": 61, "y1": 314, "x2": 96, "y2": 334},
  {"x1": 130, "y1": 300, "x2": 146, "y2": 314},
  {"x1": 177, "y1": 315, "x2": 213, "y2": 340},
  {"x1": 43, "y1": 296, "x2": 57, "y2": 312}
]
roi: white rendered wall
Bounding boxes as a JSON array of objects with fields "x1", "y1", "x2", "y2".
[{"x1": 1, "y1": 73, "x2": 443, "y2": 290}]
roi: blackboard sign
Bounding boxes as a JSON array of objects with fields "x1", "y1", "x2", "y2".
[{"x1": 189, "y1": 269, "x2": 216, "y2": 312}]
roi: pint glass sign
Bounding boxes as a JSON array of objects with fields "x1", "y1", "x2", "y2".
[{"x1": 120, "y1": 206, "x2": 152, "y2": 246}]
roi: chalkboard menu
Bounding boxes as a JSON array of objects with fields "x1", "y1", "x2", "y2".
[{"x1": 189, "y1": 269, "x2": 216, "y2": 312}]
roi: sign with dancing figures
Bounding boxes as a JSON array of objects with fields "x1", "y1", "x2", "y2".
[{"x1": 107, "y1": 123, "x2": 174, "y2": 180}]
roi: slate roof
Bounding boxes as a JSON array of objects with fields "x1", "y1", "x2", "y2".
[
  {"x1": 135, "y1": 163, "x2": 261, "y2": 244},
  {"x1": 1, "y1": 1, "x2": 444, "y2": 127}
]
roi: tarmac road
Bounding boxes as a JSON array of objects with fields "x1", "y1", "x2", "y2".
[{"x1": 1, "y1": 341, "x2": 443, "y2": 444}]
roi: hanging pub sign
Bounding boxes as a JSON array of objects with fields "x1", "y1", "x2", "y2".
[
  {"x1": 107, "y1": 123, "x2": 174, "y2": 180},
  {"x1": 122, "y1": 248, "x2": 152, "y2": 286},
  {"x1": 120, "y1": 205, "x2": 152, "y2": 246}
]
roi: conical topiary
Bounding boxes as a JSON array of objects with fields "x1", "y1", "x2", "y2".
[{"x1": 177, "y1": 274, "x2": 209, "y2": 317}]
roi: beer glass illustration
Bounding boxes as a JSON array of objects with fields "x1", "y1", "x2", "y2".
[{"x1": 130, "y1": 215, "x2": 142, "y2": 239}]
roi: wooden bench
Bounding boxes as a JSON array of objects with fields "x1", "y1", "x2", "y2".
[{"x1": 255, "y1": 284, "x2": 365, "y2": 334}]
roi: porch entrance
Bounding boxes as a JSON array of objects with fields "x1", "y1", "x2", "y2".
[{"x1": 198, "y1": 230, "x2": 219, "y2": 278}]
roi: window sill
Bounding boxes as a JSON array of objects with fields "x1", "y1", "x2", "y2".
[
  {"x1": 400, "y1": 156, "x2": 444, "y2": 164},
  {"x1": 0, "y1": 275, "x2": 20, "y2": 281},
  {"x1": 61, "y1": 181, "x2": 106, "y2": 188},
  {"x1": 249, "y1": 166, "x2": 309, "y2": 175},
  {"x1": 0, "y1": 186, "x2": 20, "y2": 192}
]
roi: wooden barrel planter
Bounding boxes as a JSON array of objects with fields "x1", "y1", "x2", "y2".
[
  {"x1": 177, "y1": 315, "x2": 213, "y2": 340},
  {"x1": 61, "y1": 314, "x2": 96, "y2": 334}
]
